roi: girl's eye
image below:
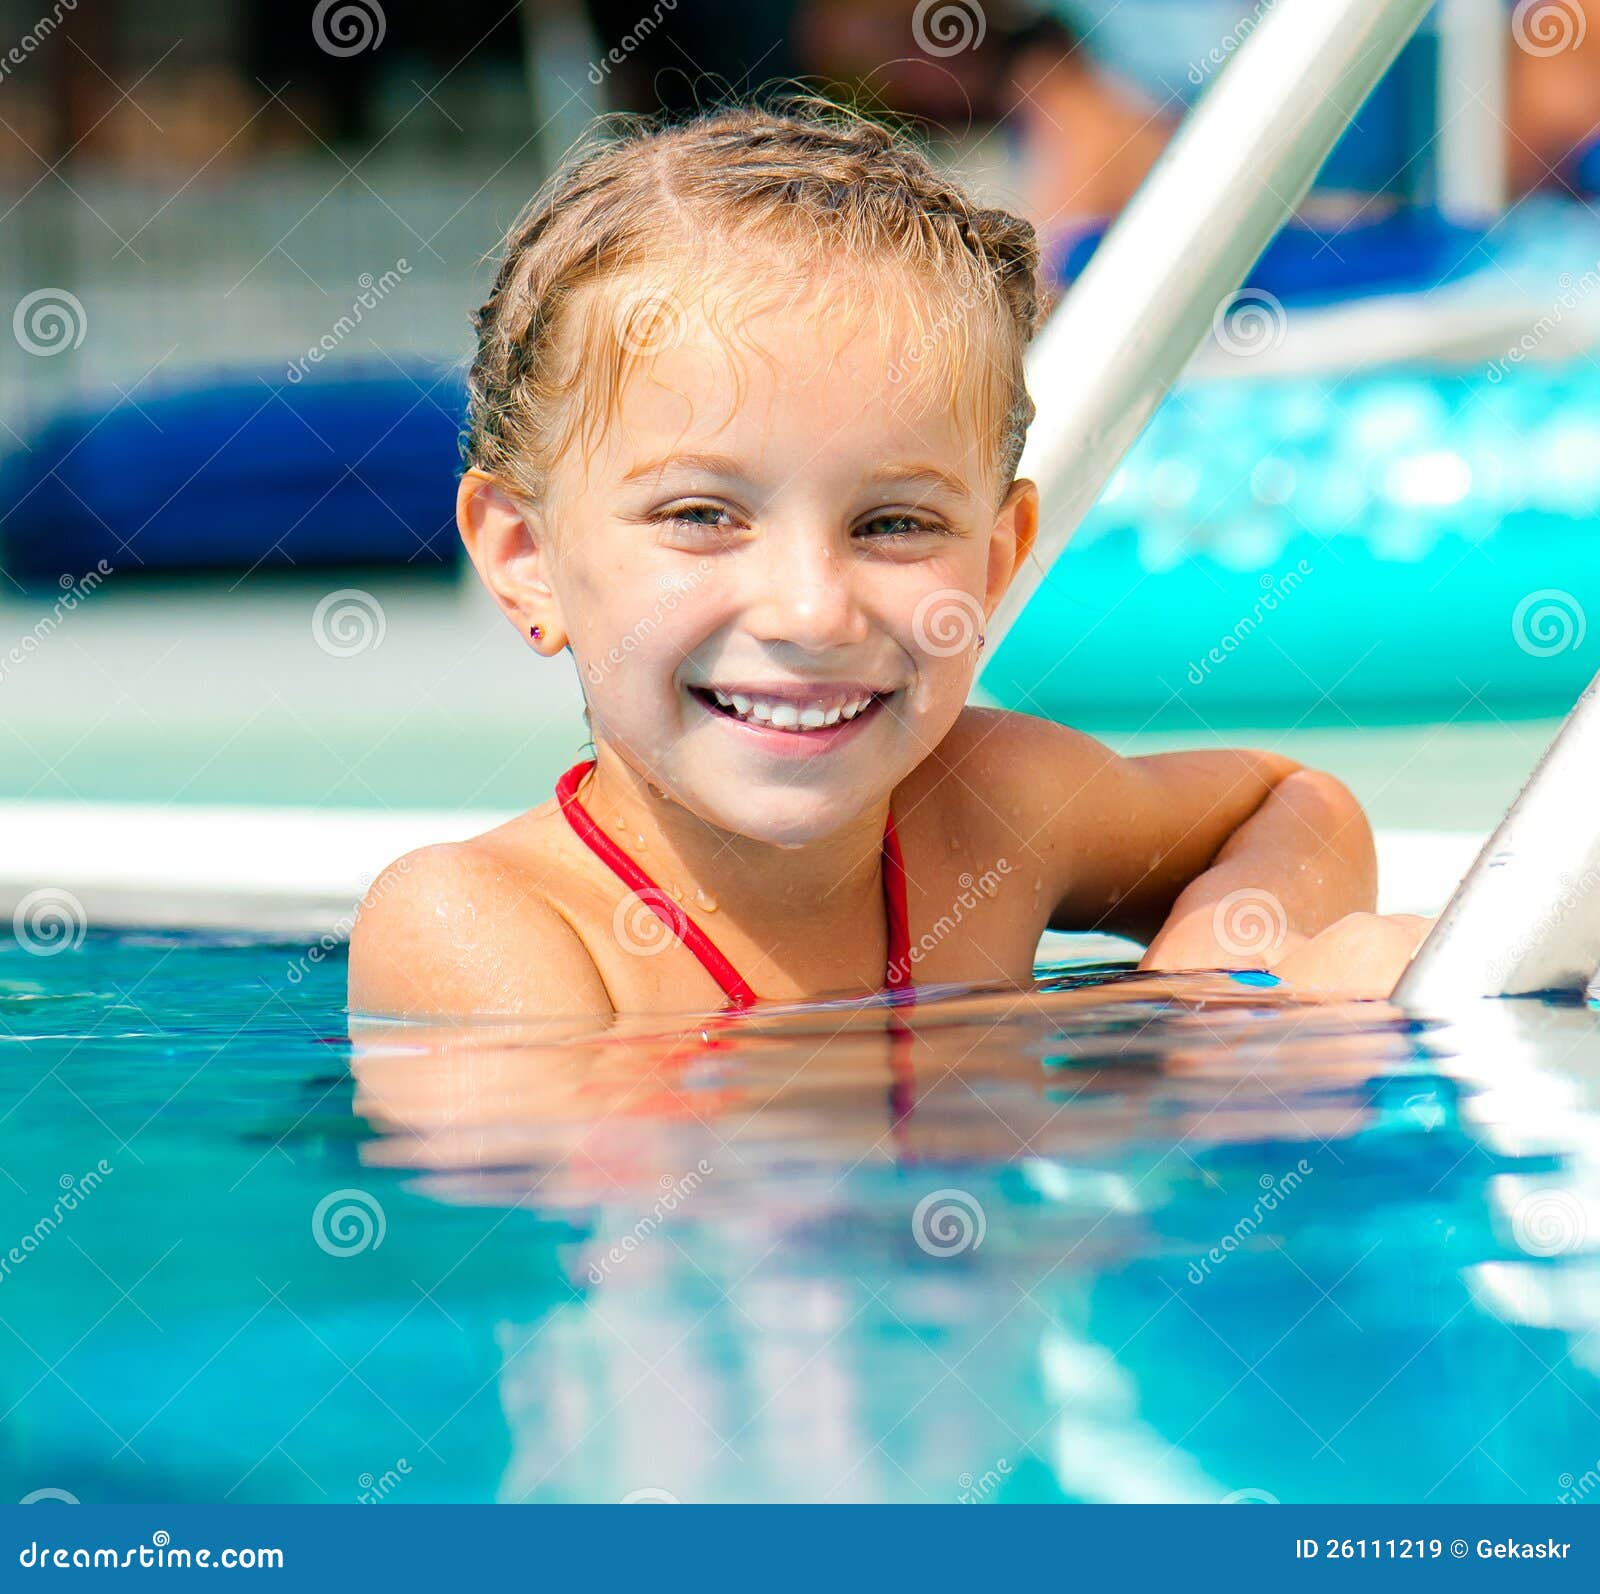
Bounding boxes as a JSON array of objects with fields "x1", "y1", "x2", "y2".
[
  {"x1": 857, "y1": 514, "x2": 947, "y2": 541},
  {"x1": 660, "y1": 504, "x2": 731, "y2": 528}
]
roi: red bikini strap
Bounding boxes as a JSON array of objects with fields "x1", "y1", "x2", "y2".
[
  {"x1": 556, "y1": 761, "x2": 760, "y2": 1009},
  {"x1": 557, "y1": 759, "x2": 914, "y2": 1008},
  {"x1": 881, "y1": 809, "x2": 915, "y2": 998}
]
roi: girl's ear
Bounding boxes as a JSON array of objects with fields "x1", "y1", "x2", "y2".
[
  {"x1": 986, "y1": 477, "x2": 1040, "y2": 613},
  {"x1": 456, "y1": 469, "x2": 566, "y2": 652}
]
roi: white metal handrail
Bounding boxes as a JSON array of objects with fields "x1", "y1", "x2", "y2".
[{"x1": 978, "y1": 0, "x2": 1437, "y2": 659}]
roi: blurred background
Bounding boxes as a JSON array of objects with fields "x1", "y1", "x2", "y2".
[{"x1": 4, "y1": 0, "x2": 1600, "y2": 920}]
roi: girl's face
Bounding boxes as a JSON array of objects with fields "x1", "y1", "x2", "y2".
[{"x1": 518, "y1": 284, "x2": 1033, "y2": 844}]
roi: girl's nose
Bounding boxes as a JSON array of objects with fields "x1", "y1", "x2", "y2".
[{"x1": 742, "y1": 534, "x2": 868, "y2": 651}]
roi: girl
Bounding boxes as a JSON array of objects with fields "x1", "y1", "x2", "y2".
[{"x1": 350, "y1": 100, "x2": 1429, "y2": 1021}]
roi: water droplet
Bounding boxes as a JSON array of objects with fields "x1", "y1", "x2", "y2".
[
  {"x1": 612, "y1": 815, "x2": 629, "y2": 831},
  {"x1": 667, "y1": 884, "x2": 684, "y2": 903},
  {"x1": 635, "y1": 834, "x2": 649, "y2": 852},
  {"x1": 695, "y1": 890, "x2": 718, "y2": 913}
]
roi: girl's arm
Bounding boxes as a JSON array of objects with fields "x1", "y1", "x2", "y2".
[
  {"x1": 1132, "y1": 762, "x2": 1377, "y2": 966},
  {"x1": 1045, "y1": 742, "x2": 1376, "y2": 951},
  {"x1": 1107, "y1": 754, "x2": 1435, "y2": 993},
  {"x1": 948, "y1": 710, "x2": 1418, "y2": 991}
]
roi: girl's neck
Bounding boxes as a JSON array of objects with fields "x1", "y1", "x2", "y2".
[{"x1": 574, "y1": 746, "x2": 889, "y2": 931}]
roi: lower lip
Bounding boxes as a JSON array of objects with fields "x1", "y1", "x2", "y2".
[{"x1": 690, "y1": 692, "x2": 889, "y2": 757}]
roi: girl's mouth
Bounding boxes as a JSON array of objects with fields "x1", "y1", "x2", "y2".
[{"x1": 687, "y1": 684, "x2": 892, "y2": 744}]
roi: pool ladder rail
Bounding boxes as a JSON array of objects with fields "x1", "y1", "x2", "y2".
[{"x1": 1394, "y1": 664, "x2": 1600, "y2": 1006}]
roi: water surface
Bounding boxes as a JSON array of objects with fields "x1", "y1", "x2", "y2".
[{"x1": 2, "y1": 931, "x2": 1597, "y2": 1505}]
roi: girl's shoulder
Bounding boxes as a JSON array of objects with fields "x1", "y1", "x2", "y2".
[
  {"x1": 347, "y1": 800, "x2": 613, "y2": 1020},
  {"x1": 897, "y1": 704, "x2": 1117, "y2": 821},
  {"x1": 890, "y1": 705, "x2": 1125, "y2": 900}
]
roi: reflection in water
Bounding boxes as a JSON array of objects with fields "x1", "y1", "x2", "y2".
[
  {"x1": 2, "y1": 934, "x2": 1598, "y2": 1503},
  {"x1": 346, "y1": 967, "x2": 1600, "y2": 1504}
]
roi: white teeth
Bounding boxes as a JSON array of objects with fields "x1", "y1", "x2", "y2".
[{"x1": 701, "y1": 688, "x2": 881, "y2": 732}]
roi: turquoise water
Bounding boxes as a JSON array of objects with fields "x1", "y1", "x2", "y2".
[{"x1": 3, "y1": 930, "x2": 1599, "y2": 1505}]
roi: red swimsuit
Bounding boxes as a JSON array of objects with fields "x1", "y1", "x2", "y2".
[{"x1": 555, "y1": 759, "x2": 915, "y2": 1009}]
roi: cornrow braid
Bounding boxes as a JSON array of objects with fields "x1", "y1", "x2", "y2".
[{"x1": 464, "y1": 95, "x2": 1043, "y2": 506}]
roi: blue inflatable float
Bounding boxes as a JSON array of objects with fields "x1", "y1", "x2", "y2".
[{"x1": 0, "y1": 365, "x2": 465, "y2": 588}]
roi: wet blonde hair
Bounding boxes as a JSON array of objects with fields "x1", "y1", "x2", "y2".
[{"x1": 464, "y1": 97, "x2": 1044, "y2": 509}]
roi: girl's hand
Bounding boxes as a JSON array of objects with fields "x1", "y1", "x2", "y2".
[{"x1": 1262, "y1": 912, "x2": 1435, "y2": 999}]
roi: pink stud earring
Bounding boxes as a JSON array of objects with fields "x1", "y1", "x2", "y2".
[
  {"x1": 530, "y1": 625, "x2": 543, "y2": 642},
  {"x1": 977, "y1": 632, "x2": 986, "y2": 651}
]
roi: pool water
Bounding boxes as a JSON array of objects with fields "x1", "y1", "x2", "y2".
[{"x1": 3, "y1": 930, "x2": 1599, "y2": 1505}]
